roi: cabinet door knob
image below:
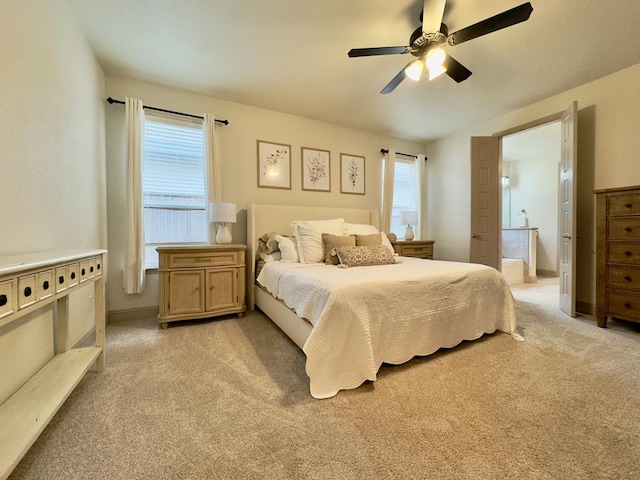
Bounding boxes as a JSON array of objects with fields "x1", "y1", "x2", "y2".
[
  {"x1": 625, "y1": 251, "x2": 632, "y2": 256},
  {"x1": 625, "y1": 203, "x2": 632, "y2": 208},
  {"x1": 624, "y1": 276, "x2": 632, "y2": 282},
  {"x1": 625, "y1": 227, "x2": 632, "y2": 233},
  {"x1": 624, "y1": 303, "x2": 632, "y2": 309}
]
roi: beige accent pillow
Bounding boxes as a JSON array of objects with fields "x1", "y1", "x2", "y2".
[
  {"x1": 334, "y1": 245, "x2": 396, "y2": 267},
  {"x1": 355, "y1": 233, "x2": 382, "y2": 246},
  {"x1": 322, "y1": 233, "x2": 355, "y2": 264},
  {"x1": 258, "y1": 232, "x2": 280, "y2": 254}
]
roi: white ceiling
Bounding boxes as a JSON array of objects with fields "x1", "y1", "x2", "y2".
[{"x1": 68, "y1": 0, "x2": 640, "y2": 143}]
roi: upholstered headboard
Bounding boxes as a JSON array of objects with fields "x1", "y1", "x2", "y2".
[{"x1": 247, "y1": 203, "x2": 379, "y2": 309}]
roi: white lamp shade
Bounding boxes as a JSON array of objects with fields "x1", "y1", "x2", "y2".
[
  {"x1": 400, "y1": 210, "x2": 418, "y2": 226},
  {"x1": 209, "y1": 202, "x2": 236, "y2": 224}
]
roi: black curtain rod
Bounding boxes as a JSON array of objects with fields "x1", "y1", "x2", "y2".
[
  {"x1": 106, "y1": 97, "x2": 229, "y2": 125},
  {"x1": 380, "y1": 148, "x2": 427, "y2": 160}
]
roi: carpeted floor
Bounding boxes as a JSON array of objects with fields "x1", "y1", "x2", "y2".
[{"x1": 9, "y1": 300, "x2": 640, "y2": 479}]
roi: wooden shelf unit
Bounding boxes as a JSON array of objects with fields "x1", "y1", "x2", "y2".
[{"x1": 0, "y1": 249, "x2": 106, "y2": 480}]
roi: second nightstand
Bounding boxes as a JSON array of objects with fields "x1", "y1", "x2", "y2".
[{"x1": 392, "y1": 240, "x2": 435, "y2": 259}]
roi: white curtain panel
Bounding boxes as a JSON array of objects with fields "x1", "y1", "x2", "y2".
[
  {"x1": 203, "y1": 113, "x2": 221, "y2": 202},
  {"x1": 380, "y1": 149, "x2": 396, "y2": 234},
  {"x1": 417, "y1": 154, "x2": 426, "y2": 240},
  {"x1": 123, "y1": 97, "x2": 146, "y2": 294}
]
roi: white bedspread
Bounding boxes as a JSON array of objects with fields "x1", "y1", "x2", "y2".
[{"x1": 257, "y1": 257, "x2": 517, "y2": 399}]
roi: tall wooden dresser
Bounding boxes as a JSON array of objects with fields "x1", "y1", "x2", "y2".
[{"x1": 595, "y1": 185, "x2": 640, "y2": 327}]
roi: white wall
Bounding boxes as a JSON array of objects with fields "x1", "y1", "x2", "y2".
[
  {"x1": 507, "y1": 158, "x2": 558, "y2": 273},
  {"x1": 0, "y1": 0, "x2": 106, "y2": 400},
  {"x1": 105, "y1": 75, "x2": 425, "y2": 312},
  {"x1": 425, "y1": 62, "x2": 640, "y2": 309},
  {"x1": 0, "y1": 0, "x2": 107, "y2": 256}
]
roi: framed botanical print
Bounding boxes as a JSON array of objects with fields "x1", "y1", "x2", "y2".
[
  {"x1": 257, "y1": 140, "x2": 291, "y2": 189},
  {"x1": 301, "y1": 147, "x2": 331, "y2": 192},
  {"x1": 340, "y1": 153, "x2": 365, "y2": 195}
]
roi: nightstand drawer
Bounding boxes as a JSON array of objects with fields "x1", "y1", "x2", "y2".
[
  {"x1": 607, "y1": 291, "x2": 640, "y2": 321},
  {"x1": 608, "y1": 193, "x2": 640, "y2": 216},
  {"x1": 166, "y1": 251, "x2": 240, "y2": 269},
  {"x1": 401, "y1": 244, "x2": 433, "y2": 256}
]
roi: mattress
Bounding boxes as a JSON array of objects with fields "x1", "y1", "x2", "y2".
[{"x1": 257, "y1": 257, "x2": 518, "y2": 398}]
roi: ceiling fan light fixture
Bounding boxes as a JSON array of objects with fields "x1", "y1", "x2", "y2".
[
  {"x1": 405, "y1": 59, "x2": 424, "y2": 81},
  {"x1": 426, "y1": 48, "x2": 447, "y2": 80}
]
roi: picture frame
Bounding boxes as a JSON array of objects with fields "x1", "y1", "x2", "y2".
[
  {"x1": 340, "y1": 153, "x2": 365, "y2": 195},
  {"x1": 301, "y1": 147, "x2": 331, "y2": 192},
  {"x1": 257, "y1": 140, "x2": 291, "y2": 189}
]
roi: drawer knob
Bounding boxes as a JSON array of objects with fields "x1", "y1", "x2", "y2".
[
  {"x1": 90, "y1": 266, "x2": 94, "y2": 273},
  {"x1": 625, "y1": 227, "x2": 632, "y2": 233},
  {"x1": 59, "y1": 275, "x2": 65, "y2": 284},
  {"x1": 625, "y1": 203, "x2": 632, "y2": 208},
  {"x1": 24, "y1": 286, "x2": 32, "y2": 297},
  {"x1": 624, "y1": 303, "x2": 632, "y2": 309},
  {"x1": 625, "y1": 251, "x2": 633, "y2": 257},
  {"x1": 71, "y1": 272, "x2": 76, "y2": 280},
  {"x1": 0, "y1": 294, "x2": 7, "y2": 306},
  {"x1": 624, "y1": 276, "x2": 632, "y2": 282},
  {"x1": 43, "y1": 280, "x2": 49, "y2": 290},
  {"x1": 97, "y1": 264, "x2": 101, "y2": 270},
  {"x1": 82, "y1": 268, "x2": 86, "y2": 275}
]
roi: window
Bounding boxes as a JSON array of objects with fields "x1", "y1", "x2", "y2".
[
  {"x1": 389, "y1": 156, "x2": 420, "y2": 239},
  {"x1": 143, "y1": 113, "x2": 208, "y2": 268}
]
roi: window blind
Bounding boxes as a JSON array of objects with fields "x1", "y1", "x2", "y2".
[{"x1": 143, "y1": 114, "x2": 208, "y2": 267}]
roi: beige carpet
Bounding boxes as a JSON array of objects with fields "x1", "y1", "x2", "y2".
[{"x1": 9, "y1": 300, "x2": 640, "y2": 479}]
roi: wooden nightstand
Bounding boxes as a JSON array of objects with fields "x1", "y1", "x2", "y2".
[
  {"x1": 392, "y1": 240, "x2": 435, "y2": 259},
  {"x1": 156, "y1": 245, "x2": 246, "y2": 328}
]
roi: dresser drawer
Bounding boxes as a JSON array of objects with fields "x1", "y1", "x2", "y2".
[
  {"x1": 607, "y1": 243, "x2": 640, "y2": 264},
  {"x1": 608, "y1": 218, "x2": 640, "y2": 241},
  {"x1": 18, "y1": 274, "x2": 37, "y2": 309},
  {"x1": 0, "y1": 279, "x2": 17, "y2": 319},
  {"x1": 607, "y1": 265, "x2": 640, "y2": 290},
  {"x1": 166, "y1": 251, "x2": 240, "y2": 269},
  {"x1": 36, "y1": 269, "x2": 54, "y2": 300},
  {"x1": 608, "y1": 193, "x2": 640, "y2": 216},
  {"x1": 607, "y1": 291, "x2": 640, "y2": 321}
]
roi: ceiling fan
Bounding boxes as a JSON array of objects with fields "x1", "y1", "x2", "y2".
[{"x1": 348, "y1": 1, "x2": 533, "y2": 94}]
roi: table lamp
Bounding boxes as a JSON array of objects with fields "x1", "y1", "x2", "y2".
[
  {"x1": 400, "y1": 210, "x2": 418, "y2": 241},
  {"x1": 210, "y1": 202, "x2": 236, "y2": 244}
]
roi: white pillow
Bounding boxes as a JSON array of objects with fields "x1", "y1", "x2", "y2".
[
  {"x1": 343, "y1": 222, "x2": 379, "y2": 235},
  {"x1": 291, "y1": 218, "x2": 345, "y2": 263},
  {"x1": 275, "y1": 235, "x2": 299, "y2": 263},
  {"x1": 259, "y1": 251, "x2": 282, "y2": 263},
  {"x1": 343, "y1": 222, "x2": 394, "y2": 255}
]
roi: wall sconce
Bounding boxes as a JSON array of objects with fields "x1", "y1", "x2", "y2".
[
  {"x1": 209, "y1": 202, "x2": 236, "y2": 244},
  {"x1": 502, "y1": 176, "x2": 510, "y2": 188},
  {"x1": 400, "y1": 210, "x2": 418, "y2": 241}
]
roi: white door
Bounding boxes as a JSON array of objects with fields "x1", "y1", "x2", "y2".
[
  {"x1": 470, "y1": 136, "x2": 501, "y2": 269},
  {"x1": 559, "y1": 102, "x2": 578, "y2": 316}
]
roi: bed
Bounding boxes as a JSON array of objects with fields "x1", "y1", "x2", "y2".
[{"x1": 247, "y1": 203, "x2": 518, "y2": 399}]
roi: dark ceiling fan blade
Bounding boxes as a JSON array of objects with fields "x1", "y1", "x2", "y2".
[
  {"x1": 348, "y1": 46, "x2": 408, "y2": 57},
  {"x1": 380, "y1": 63, "x2": 412, "y2": 94},
  {"x1": 422, "y1": 0, "x2": 446, "y2": 34},
  {"x1": 443, "y1": 54, "x2": 472, "y2": 83},
  {"x1": 448, "y1": 2, "x2": 533, "y2": 45}
]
